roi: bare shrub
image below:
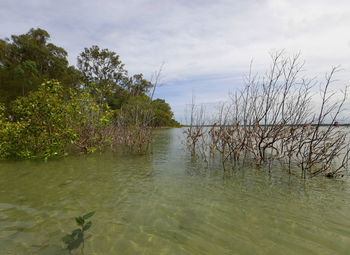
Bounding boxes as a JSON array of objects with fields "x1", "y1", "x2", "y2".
[{"x1": 184, "y1": 52, "x2": 350, "y2": 178}]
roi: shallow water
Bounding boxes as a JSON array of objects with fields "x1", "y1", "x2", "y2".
[{"x1": 1, "y1": 128, "x2": 350, "y2": 255}]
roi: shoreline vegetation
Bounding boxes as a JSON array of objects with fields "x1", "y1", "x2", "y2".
[
  {"x1": 182, "y1": 124, "x2": 350, "y2": 127},
  {"x1": 184, "y1": 52, "x2": 350, "y2": 178},
  {"x1": 0, "y1": 28, "x2": 180, "y2": 160},
  {"x1": 0, "y1": 29, "x2": 349, "y2": 179}
]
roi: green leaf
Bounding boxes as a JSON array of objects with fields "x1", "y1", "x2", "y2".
[
  {"x1": 75, "y1": 216, "x2": 84, "y2": 226},
  {"x1": 83, "y1": 211, "x2": 95, "y2": 220},
  {"x1": 77, "y1": 231, "x2": 83, "y2": 239},
  {"x1": 71, "y1": 228, "x2": 81, "y2": 237},
  {"x1": 67, "y1": 237, "x2": 83, "y2": 251},
  {"x1": 62, "y1": 234, "x2": 74, "y2": 244},
  {"x1": 83, "y1": 221, "x2": 92, "y2": 231}
]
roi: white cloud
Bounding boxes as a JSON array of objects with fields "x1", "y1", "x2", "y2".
[{"x1": 1, "y1": 0, "x2": 350, "y2": 121}]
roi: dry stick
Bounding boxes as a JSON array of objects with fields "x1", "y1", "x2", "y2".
[{"x1": 185, "y1": 53, "x2": 349, "y2": 178}]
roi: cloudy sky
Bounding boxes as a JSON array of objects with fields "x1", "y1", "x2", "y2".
[{"x1": 1, "y1": 0, "x2": 350, "y2": 122}]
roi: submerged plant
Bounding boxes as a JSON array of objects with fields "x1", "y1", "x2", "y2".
[{"x1": 62, "y1": 211, "x2": 95, "y2": 254}]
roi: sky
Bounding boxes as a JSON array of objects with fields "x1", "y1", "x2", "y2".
[{"x1": 1, "y1": 0, "x2": 350, "y2": 122}]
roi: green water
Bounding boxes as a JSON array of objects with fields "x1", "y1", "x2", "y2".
[{"x1": 1, "y1": 128, "x2": 350, "y2": 255}]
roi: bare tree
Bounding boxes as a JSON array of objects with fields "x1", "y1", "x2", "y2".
[{"x1": 184, "y1": 52, "x2": 350, "y2": 178}]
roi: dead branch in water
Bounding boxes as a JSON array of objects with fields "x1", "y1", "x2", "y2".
[{"x1": 184, "y1": 52, "x2": 350, "y2": 178}]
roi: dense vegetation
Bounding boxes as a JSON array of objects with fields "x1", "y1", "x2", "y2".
[{"x1": 0, "y1": 28, "x2": 179, "y2": 159}]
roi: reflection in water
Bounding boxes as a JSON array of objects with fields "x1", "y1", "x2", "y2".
[{"x1": 0, "y1": 128, "x2": 350, "y2": 254}]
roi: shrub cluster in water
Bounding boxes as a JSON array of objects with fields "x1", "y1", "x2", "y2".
[
  {"x1": 0, "y1": 80, "x2": 110, "y2": 158},
  {"x1": 0, "y1": 28, "x2": 180, "y2": 159},
  {"x1": 185, "y1": 52, "x2": 350, "y2": 178}
]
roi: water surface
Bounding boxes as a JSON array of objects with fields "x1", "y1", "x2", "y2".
[{"x1": 1, "y1": 128, "x2": 350, "y2": 254}]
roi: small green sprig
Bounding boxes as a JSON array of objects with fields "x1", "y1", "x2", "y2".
[{"x1": 62, "y1": 211, "x2": 95, "y2": 253}]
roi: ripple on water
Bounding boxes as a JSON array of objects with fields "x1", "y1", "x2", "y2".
[{"x1": 1, "y1": 129, "x2": 350, "y2": 254}]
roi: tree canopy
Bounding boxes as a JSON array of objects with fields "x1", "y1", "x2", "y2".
[
  {"x1": 0, "y1": 28, "x2": 81, "y2": 106},
  {"x1": 77, "y1": 45, "x2": 153, "y2": 108}
]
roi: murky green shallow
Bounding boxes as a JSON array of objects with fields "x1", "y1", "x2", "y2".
[{"x1": 1, "y1": 128, "x2": 350, "y2": 255}]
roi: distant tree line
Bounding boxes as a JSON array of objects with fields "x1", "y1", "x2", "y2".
[{"x1": 0, "y1": 28, "x2": 180, "y2": 159}]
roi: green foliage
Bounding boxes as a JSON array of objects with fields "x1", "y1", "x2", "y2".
[
  {"x1": 116, "y1": 95, "x2": 153, "y2": 127},
  {"x1": 0, "y1": 28, "x2": 81, "y2": 107},
  {"x1": 0, "y1": 80, "x2": 73, "y2": 159},
  {"x1": 113, "y1": 96, "x2": 179, "y2": 128},
  {"x1": 78, "y1": 46, "x2": 154, "y2": 109},
  {"x1": 123, "y1": 73, "x2": 153, "y2": 97},
  {"x1": 62, "y1": 212, "x2": 95, "y2": 252},
  {"x1": 0, "y1": 28, "x2": 180, "y2": 160},
  {"x1": 77, "y1": 45, "x2": 126, "y2": 85},
  {"x1": 152, "y1": 99, "x2": 180, "y2": 127},
  {"x1": 77, "y1": 45, "x2": 127, "y2": 107},
  {"x1": 0, "y1": 80, "x2": 111, "y2": 159},
  {"x1": 107, "y1": 87, "x2": 129, "y2": 110}
]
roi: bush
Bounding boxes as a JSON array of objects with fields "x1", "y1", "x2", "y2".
[{"x1": 0, "y1": 80, "x2": 111, "y2": 159}]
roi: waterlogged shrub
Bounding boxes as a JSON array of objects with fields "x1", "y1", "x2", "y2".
[
  {"x1": 0, "y1": 109, "x2": 31, "y2": 158},
  {"x1": 67, "y1": 83, "x2": 113, "y2": 153},
  {"x1": 185, "y1": 53, "x2": 350, "y2": 178},
  {"x1": 10, "y1": 81, "x2": 77, "y2": 158},
  {"x1": 0, "y1": 80, "x2": 112, "y2": 159},
  {"x1": 113, "y1": 95, "x2": 153, "y2": 152},
  {"x1": 115, "y1": 95, "x2": 153, "y2": 127}
]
